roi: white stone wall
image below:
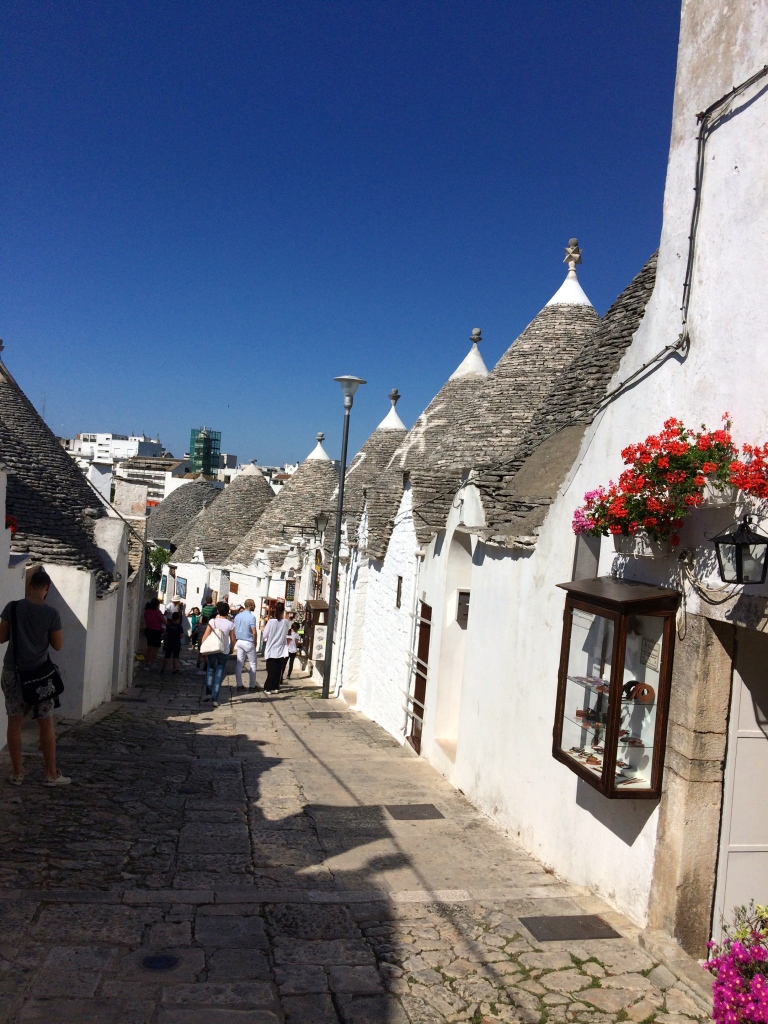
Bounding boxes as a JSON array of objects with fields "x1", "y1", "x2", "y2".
[
  {"x1": 404, "y1": 0, "x2": 768, "y2": 929},
  {"x1": 356, "y1": 486, "x2": 419, "y2": 740}
]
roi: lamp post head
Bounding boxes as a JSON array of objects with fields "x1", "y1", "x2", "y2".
[
  {"x1": 314, "y1": 511, "x2": 329, "y2": 535},
  {"x1": 334, "y1": 375, "x2": 367, "y2": 409}
]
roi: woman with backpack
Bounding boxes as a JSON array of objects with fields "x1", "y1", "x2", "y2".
[{"x1": 199, "y1": 601, "x2": 235, "y2": 706}]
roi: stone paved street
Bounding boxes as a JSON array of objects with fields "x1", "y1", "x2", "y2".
[{"x1": 0, "y1": 651, "x2": 712, "y2": 1023}]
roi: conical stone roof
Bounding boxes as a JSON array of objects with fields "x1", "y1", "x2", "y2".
[
  {"x1": 0, "y1": 355, "x2": 111, "y2": 586},
  {"x1": 147, "y1": 477, "x2": 221, "y2": 543},
  {"x1": 341, "y1": 391, "x2": 408, "y2": 514},
  {"x1": 365, "y1": 336, "x2": 489, "y2": 557},
  {"x1": 228, "y1": 443, "x2": 339, "y2": 569},
  {"x1": 172, "y1": 469, "x2": 274, "y2": 565},
  {"x1": 473, "y1": 251, "x2": 658, "y2": 544}
]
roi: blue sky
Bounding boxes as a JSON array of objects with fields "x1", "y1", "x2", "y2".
[{"x1": 1, "y1": 1, "x2": 681, "y2": 466}]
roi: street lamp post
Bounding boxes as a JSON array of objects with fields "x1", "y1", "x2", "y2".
[{"x1": 322, "y1": 375, "x2": 366, "y2": 698}]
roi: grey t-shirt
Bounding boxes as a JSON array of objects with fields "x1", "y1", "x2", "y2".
[{"x1": 1, "y1": 600, "x2": 62, "y2": 671}]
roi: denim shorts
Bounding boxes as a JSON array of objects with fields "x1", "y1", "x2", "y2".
[{"x1": 1, "y1": 666, "x2": 55, "y2": 719}]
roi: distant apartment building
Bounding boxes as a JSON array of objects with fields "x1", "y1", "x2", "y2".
[
  {"x1": 115, "y1": 455, "x2": 189, "y2": 506},
  {"x1": 259, "y1": 462, "x2": 300, "y2": 494},
  {"x1": 68, "y1": 432, "x2": 163, "y2": 462}
]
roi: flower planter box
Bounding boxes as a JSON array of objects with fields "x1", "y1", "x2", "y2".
[
  {"x1": 701, "y1": 479, "x2": 740, "y2": 507},
  {"x1": 613, "y1": 532, "x2": 673, "y2": 558}
]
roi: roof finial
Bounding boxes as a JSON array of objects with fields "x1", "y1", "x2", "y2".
[
  {"x1": 0, "y1": 339, "x2": 4, "y2": 353},
  {"x1": 470, "y1": 328, "x2": 482, "y2": 345},
  {"x1": 564, "y1": 238, "x2": 582, "y2": 271},
  {"x1": 316, "y1": 431, "x2": 325, "y2": 444},
  {"x1": 388, "y1": 388, "x2": 400, "y2": 408}
]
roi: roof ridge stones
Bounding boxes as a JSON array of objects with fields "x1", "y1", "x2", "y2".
[
  {"x1": 472, "y1": 251, "x2": 659, "y2": 545},
  {"x1": 147, "y1": 477, "x2": 221, "y2": 543},
  {"x1": 227, "y1": 457, "x2": 339, "y2": 569},
  {"x1": 172, "y1": 471, "x2": 274, "y2": 565},
  {"x1": 0, "y1": 358, "x2": 112, "y2": 586}
]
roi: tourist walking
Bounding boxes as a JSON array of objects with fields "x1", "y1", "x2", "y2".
[
  {"x1": 234, "y1": 599, "x2": 259, "y2": 691},
  {"x1": 285, "y1": 621, "x2": 300, "y2": 680},
  {"x1": 188, "y1": 607, "x2": 201, "y2": 649},
  {"x1": 143, "y1": 598, "x2": 165, "y2": 669},
  {"x1": 161, "y1": 612, "x2": 184, "y2": 674},
  {"x1": 263, "y1": 602, "x2": 290, "y2": 693},
  {"x1": 0, "y1": 569, "x2": 71, "y2": 786},
  {"x1": 199, "y1": 601, "x2": 235, "y2": 706},
  {"x1": 196, "y1": 598, "x2": 217, "y2": 672}
]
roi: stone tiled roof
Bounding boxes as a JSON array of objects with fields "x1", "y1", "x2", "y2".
[
  {"x1": 450, "y1": 302, "x2": 599, "y2": 469},
  {"x1": 147, "y1": 478, "x2": 221, "y2": 543},
  {"x1": 342, "y1": 425, "x2": 407, "y2": 514},
  {"x1": 172, "y1": 471, "x2": 274, "y2": 565},
  {"x1": 472, "y1": 252, "x2": 658, "y2": 545},
  {"x1": 0, "y1": 358, "x2": 112, "y2": 587},
  {"x1": 365, "y1": 365, "x2": 489, "y2": 558},
  {"x1": 228, "y1": 458, "x2": 339, "y2": 569}
]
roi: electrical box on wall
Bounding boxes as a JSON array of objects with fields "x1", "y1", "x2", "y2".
[{"x1": 553, "y1": 576, "x2": 680, "y2": 799}]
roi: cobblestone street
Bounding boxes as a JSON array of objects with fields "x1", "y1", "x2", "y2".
[{"x1": 0, "y1": 653, "x2": 712, "y2": 1024}]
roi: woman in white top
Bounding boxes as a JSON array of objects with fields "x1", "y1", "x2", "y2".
[
  {"x1": 284, "y1": 621, "x2": 300, "y2": 681},
  {"x1": 200, "y1": 601, "x2": 235, "y2": 706},
  {"x1": 263, "y1": 603, "x2": 290, "y2": 692}
]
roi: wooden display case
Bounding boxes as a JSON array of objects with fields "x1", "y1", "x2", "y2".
[{"x1": 553, "y1": 576, "x2": 681, "y2": 799}]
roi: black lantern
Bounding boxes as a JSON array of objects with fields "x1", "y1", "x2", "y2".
[{"x1": 713, "y1": 515, "x2": 768, "y2": 584}]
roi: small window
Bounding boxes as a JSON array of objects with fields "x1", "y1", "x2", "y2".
[
  {"x1": 456, "y1": 591, "x2": 470, "y2": 629},
  {"x1": 396, "y1": 575, "x2": 403, "y2": 608}
]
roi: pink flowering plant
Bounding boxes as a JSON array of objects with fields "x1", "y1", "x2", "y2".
[
  {"x1": 572, "y1": 416, "x2": 740, "y2": 545},
  {"x1": 706, "y1": 903, "x2": 768, "y2": 1023}
]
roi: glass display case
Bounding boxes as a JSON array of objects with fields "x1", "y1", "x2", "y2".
[{"x1": 553, "y1": 576, "x2": 680, "y2": 799}]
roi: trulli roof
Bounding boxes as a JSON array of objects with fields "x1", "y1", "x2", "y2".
[
  {"x1": 365, "y1": 339, "x2": 489, "y2": 558},
  {"x1": 147, "y1": 477, "x2": 221, "y2": 543},
  {"x1": 472, "y1": 252, "x2": 658, "y2": 546},
  {"x1": 0, "y1": 356, "x2": 112, "y2": 588},
  {"x1": 172, "y1": 470, "x2": 274, "y2": 565},
  {"x1": 227, "y1": 447, "x2": 339, "y2": 569}
]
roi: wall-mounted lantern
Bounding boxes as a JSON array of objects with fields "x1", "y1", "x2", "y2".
[{"x1": 713, "y1": 515, "x2": 768, "y2": 585}]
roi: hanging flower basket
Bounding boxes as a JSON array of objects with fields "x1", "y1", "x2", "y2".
[
  {"x1": 613, "y1": 531, "x2": 673, "y2": 558},
  {"x1": 701, "y1": 478, "x2": 741, "y2": 507}
]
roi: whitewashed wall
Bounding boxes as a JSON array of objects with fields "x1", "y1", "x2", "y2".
[
  {"x1": 410, "y1": 0, "x2": 768, "y2": 928},
  {"x1": 356, "y1": 486, "x2": 419, "y2": 740}
]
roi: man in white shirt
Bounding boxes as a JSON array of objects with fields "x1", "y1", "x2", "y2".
[{"x1": 233, "y1": 599, "x2": 259, "y2": 690}]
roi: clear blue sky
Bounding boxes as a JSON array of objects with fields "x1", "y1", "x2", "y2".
[{"x1": 1, "y1": 1, "x2": 681, "y2": 466}]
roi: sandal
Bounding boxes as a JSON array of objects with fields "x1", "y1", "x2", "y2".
[
  {"x1": 7, "y1": 774, "x2": 23, "y2": 786},
  {"x1": 43, "y1": 772, "x2": 72, "y2": 787}
]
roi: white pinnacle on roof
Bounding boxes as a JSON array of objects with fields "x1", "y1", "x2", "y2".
[
  {"x1": 305, "y1": 431, "x2": 331, "y2": 461},
  {"x1": 377, "y1": 388, "x2": 407, "y2": 430},
  {"x1": 449, "y1": 328, "x2": 489, "y2": 380},
  {"x1": 545, "y1": 238, "x2": 592, "y2": 307}
]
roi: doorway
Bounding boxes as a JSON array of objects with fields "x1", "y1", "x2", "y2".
[
  {"x1": 407, "y1": 602, "x2": 432, "y2": 754},
  {"x1": 712, "y1": 627, "x2": 768, "y2": 937}
]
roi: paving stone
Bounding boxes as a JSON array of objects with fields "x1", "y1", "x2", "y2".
[
  {"x1": 273, "y1": 938, "x2": 375, "y2": 966},
  {"x1": 628, "y1": 996, "x2": 666, "y2": 1021},
  {"x1": 116, "y1": 946, "x2": 206, "y2": 982},
  {"x1": 519, "y1": 950, "x2": 574, "y2": 970},
  {"x1": 149, "y1": 921, "x2": 192, "y2": 946},
  {"x1": 42, "y1": 945, "x2": 118, "y2": 970},
  {"x1": 161, "y1": 982, "x2": 278, "y2": 1009},
  {"x1": 274, "y1": 964, "x2": 329, "y2": 994},
  {"x1": 282, "y1": 993, "x2": 340, "y2": 1023},
  {"x1": 32, "y1": 904, "x2": 154, "y2": 945},
  {"x1": 648, "y1": 964, "x2": 679, "y2": 990},
  {"x1": 195, "y1": 914, "x2": 269, "y2": 949},
  {"x1": 158, "y1": 1013, "x2": 281, "y2": 1024},
  {"x1": 336, "y1": 994, "x2": 410, "y2": 1024},
  {"x1": 666, "y1": 986, "x2": 708, "y2": 1016},
  {"x1": 580, "y1": 987, "x2": 639, "y2": 1012},
  {"x1": 207, "y1": 949, "x2": 272, "y2": 982},
  {"x1": 540, "y1": 969, "x2": 592, "y2": 993},
  {"x1": 30, "y1": 969, "x2": 101, "y2": 998},
  {"x1": 329, "y1": 966, "x2": 385, "y2": 994},
  {"x1": 266, "y1": 902, "x2": 360, "y2": 938},
  {"x1": 19, "y1": 999, "x2": 155, "y2": 1024}
]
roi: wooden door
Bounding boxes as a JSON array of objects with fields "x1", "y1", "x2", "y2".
[
  {"x1": 713, "y1": 627, "x2": 768, "y2": 937},
  {"x1": 407, "y1": 602, "x2": 432, "y2": 754}
]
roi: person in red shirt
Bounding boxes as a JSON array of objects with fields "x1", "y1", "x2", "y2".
[{"x1": 143, "y1": 598, "x2": 165, "y2": 670}]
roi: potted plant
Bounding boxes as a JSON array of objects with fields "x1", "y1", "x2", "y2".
[
  {"x1": 705, "y1": 902, "x2": 768, "y2": 1023},
  {"x1": 572, "y1": 416, "x2": 740, "y2": 556}
]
